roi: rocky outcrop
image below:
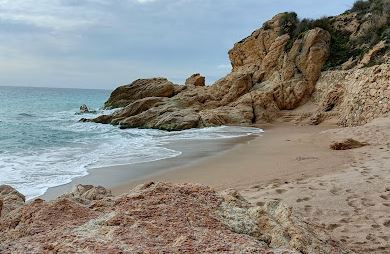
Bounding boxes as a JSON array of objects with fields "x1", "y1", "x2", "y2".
[
  {"x1": 185, "y1": 73, "x2": 205, "y2": 87},
  {"x1": 84, "y1": 13, "x2": 331, "y2": 130},
  {"x1": 312, "y1": 64, "x2": 390, "y2": 126},
  {"x1": 81, "y1": 2, "x2": 389, "y2": 131},
  {"x1": 104, "y1": 78, "x2": 176, "y2": 109},
  {"x1": 0, "y1": 185, "x2": 25, "y2": 217},
  {"x1": 0, "y1": 182, "x2": 351, "y2": 254}
]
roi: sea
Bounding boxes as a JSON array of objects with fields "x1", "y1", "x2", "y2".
[{"x1": 0, "y1": 86, "x2": 262, "y2": 199}]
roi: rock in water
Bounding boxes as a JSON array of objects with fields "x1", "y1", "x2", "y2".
[
  {"x1": 0, "y1": 182, "x2": 351, "y2": 253},
  {"x1": 77, "y1": 104, "x2": 97, "y2": 114},
  {"x1": 80, "y1": 104, "x2": 89, "y2": 113}
]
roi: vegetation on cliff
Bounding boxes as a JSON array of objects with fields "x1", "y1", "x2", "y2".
[{"x1": 275, "y1": 0, "x2": 390, "y2": 70}]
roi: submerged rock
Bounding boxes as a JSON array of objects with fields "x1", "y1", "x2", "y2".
[{"x1": 0, "y1": 182, "x2": 351, "y2": 254}]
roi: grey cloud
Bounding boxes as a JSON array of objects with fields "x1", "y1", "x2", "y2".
[{"x1": 0, "y1": 0, "x2": 356, "y2": 89}]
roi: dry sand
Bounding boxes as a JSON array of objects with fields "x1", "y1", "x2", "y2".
[{"x1": 112, "y1": 119, "x2": 390, "y2": 254}]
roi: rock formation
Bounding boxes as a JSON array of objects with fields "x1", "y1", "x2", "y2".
[
  {"x1": 83, "y1": 13, "x2": 333, "y2": 130},
  {"x1": 0, "y1": 185, "x2": 25, "y2": 218},
  {"x1": 311, "y1": 64, "x2": 390, "y2": 126},
  {"x1": 0, "y1": 183, "x2": 351, "y2": 254},
  {"x1": 81, "y1": 1, "x2": 389, "y2": 131}
]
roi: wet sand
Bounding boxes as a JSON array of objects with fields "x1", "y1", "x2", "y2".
[{"x1": 41, "y1": 134, "x2": 256, "y2": 200}]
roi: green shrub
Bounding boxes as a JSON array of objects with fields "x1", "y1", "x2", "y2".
[
  {"x1": 351, "y1": 0, "x2": 371, "y2": 12},
  {"x1": 278, "y1": 12, "x2": 299, "y2": 36}
]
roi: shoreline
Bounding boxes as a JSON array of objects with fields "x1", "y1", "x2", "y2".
[
  {"x1": 41, "y1": 130, "x2": 258, "y2": 200},
  {"x1": 42, "y1": 122, "x2": 351, "y2": 200}
]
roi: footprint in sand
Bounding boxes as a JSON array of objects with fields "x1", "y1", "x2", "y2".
[
  {"x1": 361, "y1": 198, "x2": 376, "y2": 207},
  {"x1": 329, "y1": 185, "x2": 342, "y2": 195},
  {"x1": 380, "y1": 194, "x2": 390, "y2": 200},
  {"x1": 304, "y1": 205, "x2": 312, "y2": 212},
  {"x1": 383, "y1": 220, "x2": 390, "y2": 227},
  {"x1": 296, "y1": 197, "x2": 311, "y2": 203},
  {"x1": 340, "y1": 217, "x2": 352, "y2": 223},
  {"x1": 256, "y1": 201, "x2": 265, "y2": 206},
  {"x1": 326, "y1": 224, "x2": 341, "y2": 230},
  {"x1": 275, "y1": 189, "x2": 287, "y2": 194},
  {"x1": 379, "y1": 235, "x2": 390, "y2": 241}
]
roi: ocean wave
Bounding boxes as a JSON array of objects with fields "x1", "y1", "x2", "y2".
[{"x1": 0, "y1": 103, "x2": 263, "y2": 200}]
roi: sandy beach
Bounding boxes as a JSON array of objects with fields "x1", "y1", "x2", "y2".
[
  {"x1": 42, "y1": 119, "x2": 390, "y2": 253},
  {"x1": 110, "y1": 123, "x2": 351, "y2": 193}
]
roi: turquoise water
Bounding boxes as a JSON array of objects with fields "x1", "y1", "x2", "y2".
[{"x1": 0, "y1": 86, "x2": 262, "y2": 199}]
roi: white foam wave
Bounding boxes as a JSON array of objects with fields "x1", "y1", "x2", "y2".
[{"x1": 0, "y1": 107, "x2": 263, "y2": 200}]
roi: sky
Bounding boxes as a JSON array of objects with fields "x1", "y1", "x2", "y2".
[{"x1": 0, "y1": 0, "x2": 356, "y2": 89}]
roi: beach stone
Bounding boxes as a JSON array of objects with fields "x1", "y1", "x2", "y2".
[
  {"x1": 0, "y1": 182, "x2": 350, "y2": 253},
  {"x1": 330, "y1": 138, "x2": 368, "y2": 150}
]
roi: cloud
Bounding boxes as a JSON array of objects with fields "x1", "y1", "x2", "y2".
[{"x1": 0, "y1": 0, "x2": 357, "y2": 89}]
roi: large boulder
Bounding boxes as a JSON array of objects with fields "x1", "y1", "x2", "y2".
[
  {"x1": 0, "y1": 183, "x2": 351, "y2": 253},
  {"x1": 104, "y1": 78, "x2": 176, "y2": 109},
  {"x1": 0, "y1": 185, "x2": 25, "y2": 217}
]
